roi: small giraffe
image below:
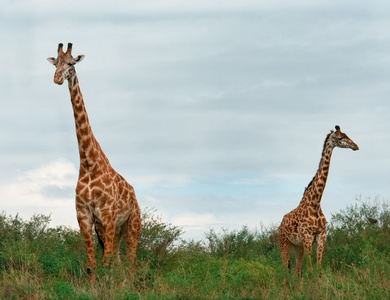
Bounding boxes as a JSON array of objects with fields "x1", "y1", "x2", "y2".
[
  {"x1": 278, "y1": 125, "x2": 358, "y2": 279},
  {"x1": 47, "y1": 43, "x2": 141, "y2": 282}
]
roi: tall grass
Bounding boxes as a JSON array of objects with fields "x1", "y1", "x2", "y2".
[{"x1": 1, "y1": 198, "x2": 389, "y2": 299}]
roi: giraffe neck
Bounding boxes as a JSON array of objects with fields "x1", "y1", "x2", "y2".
[
  {"x1": 68, "y1": 74, "x2": 109, "y2": 170},
  {"x1": 299, "y1": 134, "x2": 334, "y2": 209}
]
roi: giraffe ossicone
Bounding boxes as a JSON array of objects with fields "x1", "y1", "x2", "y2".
[
  {"x1": 48, "y1": 43, "x2": 141, "y2": 283},
  {"x1": 278, "y1": 125, "x2": 358, "y2": 280}
]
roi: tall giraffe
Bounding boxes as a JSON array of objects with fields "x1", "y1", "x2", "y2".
[
  {"x1": 47, "y1": 43, "x2": 141, "y2": 282},
  {"x1": 278, "y1": 125, "x2": 358, "y2": 279}
]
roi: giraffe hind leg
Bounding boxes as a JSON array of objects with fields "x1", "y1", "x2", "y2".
[
  {"x1": 278, "y1": 230, "x2": 290, "y2": 268},
  {"x1": 278, "y1": 228, "x2": 291, "y2": 284}
]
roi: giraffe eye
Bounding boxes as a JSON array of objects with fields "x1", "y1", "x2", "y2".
[{"x1": 338, "y1": 137, "x2": 343, "y2": 141}]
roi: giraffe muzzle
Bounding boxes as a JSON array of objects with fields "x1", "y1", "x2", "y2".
[
  {"x1": 54, "y1": 77, "x2": 64, "y2": 85},
  {"x1": 351, "y1": 144, "x2": 359, "y2": 151}
]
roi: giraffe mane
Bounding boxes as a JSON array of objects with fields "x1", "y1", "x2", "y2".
[{"x1": 303, "y1": 131, "x2": 332, "y2": 194}]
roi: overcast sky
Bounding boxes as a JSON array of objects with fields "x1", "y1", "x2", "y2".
[{"x1": 1, "y1": 0, "x2": 390, "y2": 240}]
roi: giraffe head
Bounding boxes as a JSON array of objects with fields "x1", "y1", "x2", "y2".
[
  {"x1": 47, "y1": 43, "x2": 85, "y2": 85},
  {"x1": 329, "y1": 125, "x2": 359, "y2": 151}
]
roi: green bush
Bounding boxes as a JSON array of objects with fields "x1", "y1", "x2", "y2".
[
  {"x1": 0, "y1": 213, "x2": 85, "y2": 278},
  {"x1": 204, "y1": 224, "x2": 278, "y2": 261},
  {"x1": 325, "y1": 197, "x2": 390, "y2": 270},
  {"x1": 1, "y1": 199, "x2": 390, "y2": 299},
  {"x1": 136, "y1": 207, "x2": 183, "y2": 268}
]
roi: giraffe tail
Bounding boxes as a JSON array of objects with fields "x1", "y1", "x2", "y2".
[{"x1": 95, "y1": 227, "x2": 105, "y2": 254}]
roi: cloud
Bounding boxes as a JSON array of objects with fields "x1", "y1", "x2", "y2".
[
  {"x1": 171, "y1": 212, "x2": 222, "y2": 241},
  {"x1": 2, "y1": 0, "x2": 390, "y2": 242},
  {"x1": 20, "y1": 159, "x2": 77, "y2": 190},
  {"x1": 2, "y1": 0, "x2": 325, "y2": 16},
  {"x1": 260, "y1": 81, "x2": 294, "y2": 88},
  {"x1": 171, "y1": 213, "x2": 220, "y2": 229},
  {"x1": 131, "y1": 173, "x2": 191, "y2": 188},
  {"x1": 0, "y1": 159, "x2": 78, "y2": 227}
]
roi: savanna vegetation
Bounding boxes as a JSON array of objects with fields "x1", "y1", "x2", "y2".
[{"x1": 1, "y1": 197, "x2": 389, "y2": 299}]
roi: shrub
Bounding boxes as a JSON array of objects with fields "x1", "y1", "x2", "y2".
[
  {"x1": 136, "y1": 208, "x2": 183, "y2": 268},
  {"x1": 1, "y1": 198, "x2": 390, "y2": 299},
  {"x1": 204, "y1": 224, "x2": 278, "y2": 261},
  {"x1": 0, "y1": 212, "x2": 85, "y2": 277},
  {"x1": 325, "y1": 197, "x2": 390, "y2": 270}
]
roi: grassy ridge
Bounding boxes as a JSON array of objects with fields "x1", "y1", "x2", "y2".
[{"x1": 0, "y1": 199, "x2": 389, "y2": 299}]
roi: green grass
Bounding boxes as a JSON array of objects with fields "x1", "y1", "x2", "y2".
[{"x1": 1, "y1": 198, "x2": 390, "y2": 299}]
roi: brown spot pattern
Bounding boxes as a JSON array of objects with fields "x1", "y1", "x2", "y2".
[
  {"x1": 278, "y1": 127, "x2": 358, "y2": 280},
  {"x1": 49, "y1": 44, "x2": 141, "y2": 283}
]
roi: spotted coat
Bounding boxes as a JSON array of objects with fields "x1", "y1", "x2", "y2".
[
  {"x1": 278, "y1": 126, "x2": 358, "y2": 279},
  {"x1": 48, "y1": 43, "x2": 141, "y2": 283}
]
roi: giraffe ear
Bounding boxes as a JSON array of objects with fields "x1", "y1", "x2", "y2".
[
  {"x1": 47, "y1": 57, "x2": 56, "y2": 65},
  {"x1": 74, "y1": 55, "x2": 85, "y2": 64}
]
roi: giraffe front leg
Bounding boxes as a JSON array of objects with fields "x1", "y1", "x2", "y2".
[
  {"x1": 316, "y1": 229, "x2": 327, "y2": 278},
  {"x1": 123, "y1": 211, "x2": 141, "y2": 277},
  {"x1": 77, "y1": 213, "x2": 97, "y2": 283},
  {"x1": 102, "y1": 219, "x2": 116, "y2": 266},
  {"x1": 113, "y1": 229, "x2": 122, "y2": 263},
  {"x1": 302, "y1": 233, "x2": 314, "y2": 274},
  {"x1": 292, "y1": 244, "x2": 304, "y2": 278}
]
